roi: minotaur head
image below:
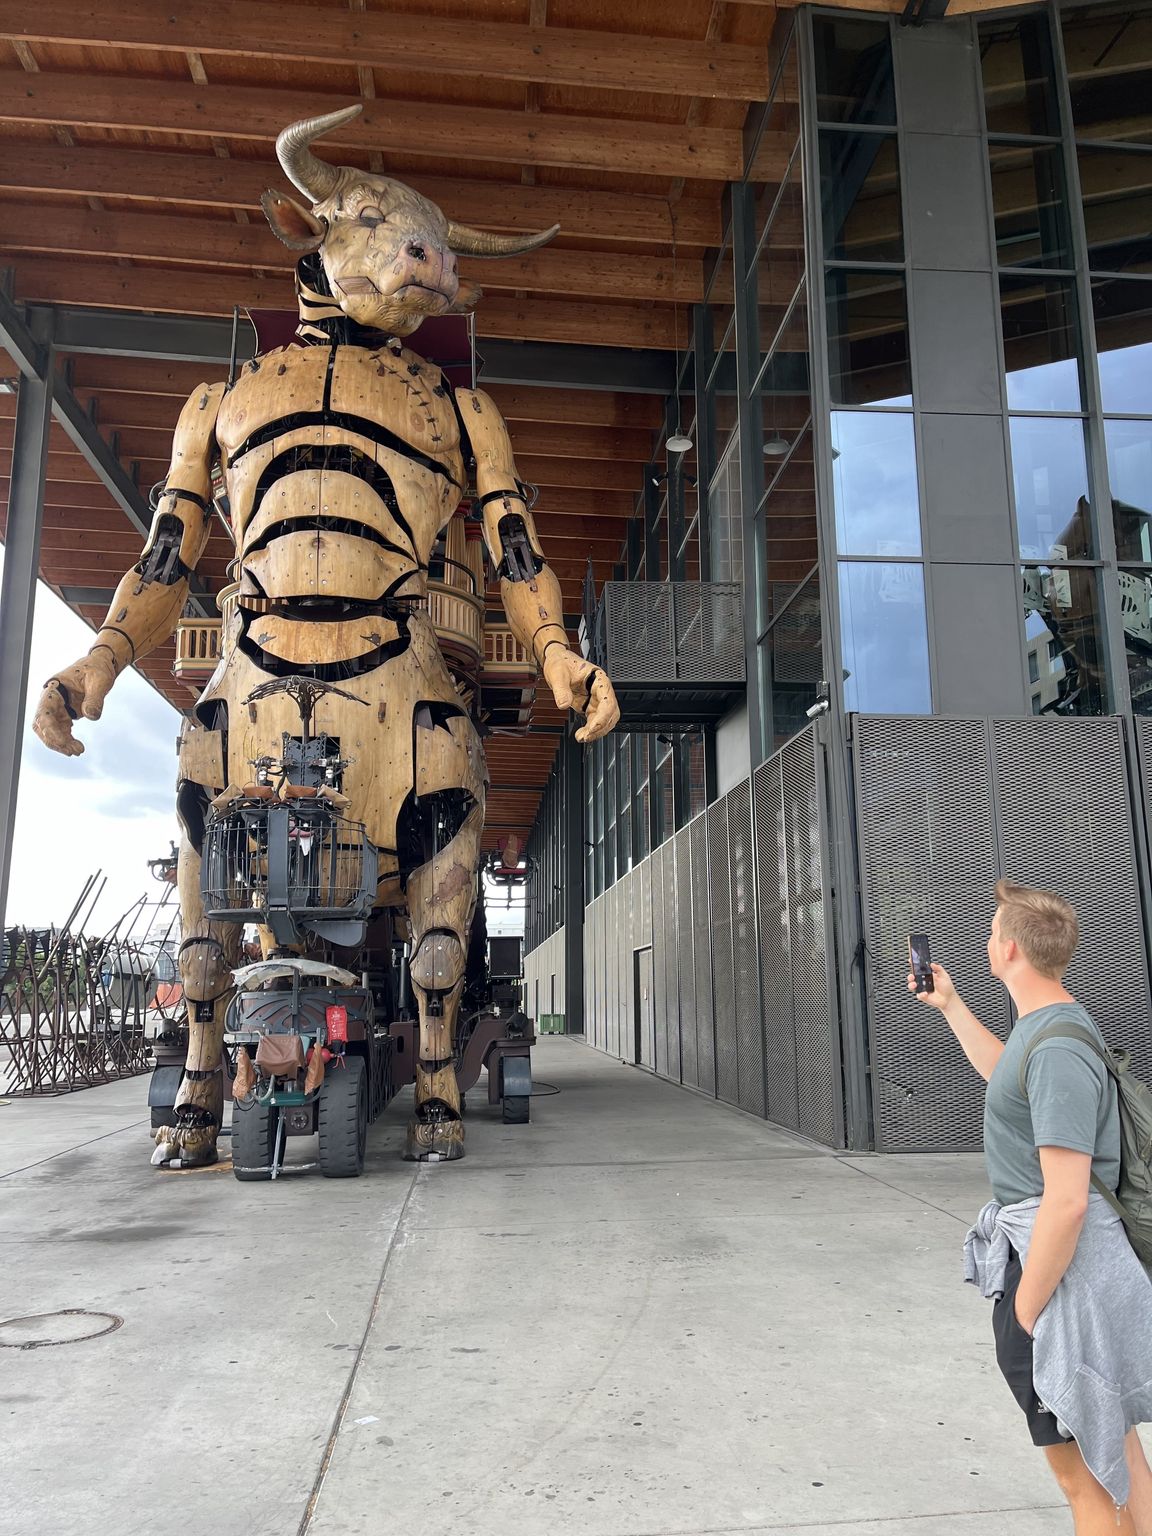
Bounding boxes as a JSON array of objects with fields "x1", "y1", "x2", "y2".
[{"x1": 261, "y1": 104, "x2": 559, "y2": 337}]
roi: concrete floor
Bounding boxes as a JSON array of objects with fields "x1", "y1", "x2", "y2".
[{"x1": 0, "y1": 1037, "x2": 1112, "y2": 1536}]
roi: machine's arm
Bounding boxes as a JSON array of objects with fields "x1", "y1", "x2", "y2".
[
  {"x1": 33, "y1": 383, "x2": 225, "y2": 757},
  {"x1": 457, "y1": 387, "x2": 619, "y2": 743}
]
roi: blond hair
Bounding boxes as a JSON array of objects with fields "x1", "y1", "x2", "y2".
[{"x1": 994, "y1": 879, "x2": 1079, "y2": 978}]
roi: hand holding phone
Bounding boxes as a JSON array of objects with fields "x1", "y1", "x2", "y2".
[{"x1": 908, "y1": 934, "x2": 934, "y2": 995}]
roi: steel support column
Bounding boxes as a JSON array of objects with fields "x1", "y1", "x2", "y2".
[
  {"x1": 0, "y1": 311, "x2": 53, "y2": 929},
  {"x1": 561, "y1": 727, "x2": 585, "y2": 1034}
]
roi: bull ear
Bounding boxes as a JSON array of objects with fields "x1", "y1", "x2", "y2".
[
  {"x1": 448, "y1": 278, "x2": 482, "y2": 315},
  {"x1": 261, "y1": 190, "x2": 327, "y2": 252}
]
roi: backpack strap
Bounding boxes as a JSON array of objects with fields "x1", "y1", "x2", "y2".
[{"x1": 1016, "y1": 1016, "x2": 1126, "y2": 1222}]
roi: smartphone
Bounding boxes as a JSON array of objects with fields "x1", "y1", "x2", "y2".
[{"x1": 908, "y1": 934, "x2": 934, "y2": 994}]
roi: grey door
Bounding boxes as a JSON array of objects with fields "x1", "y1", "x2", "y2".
[{"x1": 635, "y1": 947, "x2": 655, "y2": 1068}]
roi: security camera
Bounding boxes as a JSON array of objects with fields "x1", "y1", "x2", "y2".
[{"x1": 806, "y1": 699, "x2": 831, "y2": 720}]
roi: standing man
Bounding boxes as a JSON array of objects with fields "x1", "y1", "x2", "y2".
[{"x1": 912, "y1": 880, "x2": 1152, "y2": 1533}]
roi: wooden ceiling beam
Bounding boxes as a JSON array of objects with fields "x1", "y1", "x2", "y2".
[
  {"x1": 0, "y1": 201, "x2": 705, "y2": 303},
  {"x1": 64, "y1": 358, "x2": 666, "y2": 430},
  {"x1": 1, "y1": 1, "x2": 770, "y2": 102},
  {"x1": 0, "y1": 70, "x2": 753, "y2": 181},
  {"x1": 6, "y1": 258, "x2": 680, "y2": 348},
  {"x1": 0, "y1": 144, "x2": 722, "y2": 250}
]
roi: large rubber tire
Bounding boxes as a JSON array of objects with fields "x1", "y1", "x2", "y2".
[
  {"x1": 501, "y1": 1055, "x2": 531, "y2": 1126},
  {"x1": 318, "y1": 1055, "x2": 368, "y2": 1178},
  {"x1": 232, "y1": 1097, "x2": 277, "y2": 1181}
]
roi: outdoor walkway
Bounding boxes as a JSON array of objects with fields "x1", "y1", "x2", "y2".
[{"x1": 0, "y1": 1037, "x2": 1107, "y2": 1535}]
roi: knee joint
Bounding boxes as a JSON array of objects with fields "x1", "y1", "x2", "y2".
[
  {"x1": 410, "y1": 932, "x2": 465, "y2": 997},
  {"x1": 178, "y1": 935, "x2": 232, "y2": 1002}
]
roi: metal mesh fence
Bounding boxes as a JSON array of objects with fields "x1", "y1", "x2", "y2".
[
  {"x1": 675, "y1": 829, "x2": 698, "y2": 1090},
  {"x1": 729, "y1": 780, "x2": 765, "y2": 1117},
  {"x1": 854, "y1": 715, "x2": 1152, "y2": 1151},
  {"x1": 708, "y1": 798, "x2": 739, "y2": 1108},
  {"x1": 599, "y1": 582, "x2": 745, "y2": 683},
  {"x1": 691, "y1": 814, "x2": 716, "y2": 1097}
]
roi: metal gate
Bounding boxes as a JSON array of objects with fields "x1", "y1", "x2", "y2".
[{"x1": 854, "y1": 715, "x2": 1152, "y2": 1152}]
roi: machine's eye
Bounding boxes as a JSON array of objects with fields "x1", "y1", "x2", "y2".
[{"x1": 358, "y1": 206, "x2": 386, "y2": 228}]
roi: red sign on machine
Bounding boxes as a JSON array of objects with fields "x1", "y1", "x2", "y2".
[{"x1": 325, "y1": 1005, "x2": 349, "y2": 1043}]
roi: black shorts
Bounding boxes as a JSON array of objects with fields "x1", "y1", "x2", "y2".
[{"x1": 992, "y1": 1248, "x2": 1072, "y2": 1448}]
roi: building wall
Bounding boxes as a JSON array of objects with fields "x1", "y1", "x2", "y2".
[{"x1": 523, "y1": 926, "x2": 566, "y2": 1028}]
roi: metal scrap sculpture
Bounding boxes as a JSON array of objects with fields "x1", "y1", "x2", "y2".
[{"x1": 33, "y1": 106, "x2": 619, "y2": 1166}]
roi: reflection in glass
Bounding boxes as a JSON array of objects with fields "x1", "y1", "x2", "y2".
[
  {"x1": 1000, "y1": 275, "x2": 1083, "y2": 411},
  {"x1": 1106, "y1": 418, "x2": 1152, "y2": 560},
  {"x1": 825, "y1": 270, "x2": 911, "y2": 407},
  {"x1": 820, "y1": 132, "x2": 902, "y2": 263},
  {"x1": 812, "y1": 15, "x2": 896, "y2": 126},
  {"x1": 989, "y1": 143, "x2": 1072, "y2": 269},
  {"x1": 1118, "y1": 570, "x2": 1152, "y2": 713},
  {"x1": 1021, "y1": 566, "x2": 1107, "y2": 715},
  {"x1": 767, "y1": 569, "x2": 824, "y2": 750},
  {"x1": 831, "y1": 411, "x2": 920, "y2": 556},
  {"x1": 760, "y1": 280, "x2": 808, "y2": 380},
  {"x1": 1009, "y1": 417, "x2": 1093, "y2": 560},
  {"x1": 839, "y1": 561, "x2": 931, "y2": 714},
  {"x1": 1093, "y1": 279, "x2": 1152, "y2": 414},
  {"x1": 1079, "y1": 148, "x2": 1152, "y2": 274},
  {"x1": 1062, "y1": 4, "x2": 1152, "y2": 144},
  {"x1": 757, "y1": 150, "x2": 803, "y2": 275},
  {"x1": 979, "y1": 14, "x2": 1060, "y2": 136}
]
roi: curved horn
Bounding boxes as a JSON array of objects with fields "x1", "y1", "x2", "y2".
[
  {"x1": 275, "y1": 104, "x2": 363, "y2": 204},
  {"x1": 446, "y1": 221, "x2": 560, "y2": 259}
]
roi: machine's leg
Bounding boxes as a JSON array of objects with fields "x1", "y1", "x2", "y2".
[
  {"x1": 403, "y1": 800, "x2": 484, "y2": 1162},
  {"x1": 152, "y1": 833, "x2": 242, "y2": 1167}
]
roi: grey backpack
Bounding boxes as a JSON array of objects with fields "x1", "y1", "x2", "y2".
[{"x1": 1019, "y1": 1019, "x2": 1152, "y2": 1266}]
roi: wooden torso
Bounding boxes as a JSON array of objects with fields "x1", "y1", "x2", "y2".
[{"x1": 214, "y1": 341, "x2": 466, "y2": 607}]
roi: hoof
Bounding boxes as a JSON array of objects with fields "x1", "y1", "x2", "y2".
[
  {"x1": 403, "y1": 1119, "x2": 465, "y2": 1163},
  {"x1": 151, "y1": 1122, "x2": 219, "y2": 1168}
]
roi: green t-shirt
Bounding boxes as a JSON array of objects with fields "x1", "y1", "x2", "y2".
[{"x1": 983, "y1": 1001, "x2": 1121, "y2": 1206}]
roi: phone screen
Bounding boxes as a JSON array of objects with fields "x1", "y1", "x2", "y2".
[{"x1": 908, "y1": 934, "x2": 934, "y2": 993}]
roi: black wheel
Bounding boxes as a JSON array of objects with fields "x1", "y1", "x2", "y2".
[
  {"x1": 232, "y1": 1096, "x2": 277, "y2": 1181},
  {"x1": 318, "y1": 1055, "x2": 368, "y2": 1178},
  {"x1": 501, "y1": 1055, "x2": 531, "y2": 1126}
]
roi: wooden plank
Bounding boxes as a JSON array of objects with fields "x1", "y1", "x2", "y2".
[
  {"x1": 0, "y1": 1, "x2": 771, "y2": 101},
  {"x1": 0, "y1": 144, "x2": 721, "y2": 248},
  {"x1": 0, "y1": 69, "x2": 749, "y2": 180},
  {"x1": 6, "y1": 258, "x2": 680, "y2": 348},
  {"x1": 0, "y1": 200, "x2": 704, "y2": 301}
]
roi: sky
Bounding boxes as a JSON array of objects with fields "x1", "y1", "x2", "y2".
[
  {"x1": 2, "y1": 553, "x2": 183, "y2": 933},
  {"x1": 2, "y1": 555, "x2": 525, "y2": 940}
]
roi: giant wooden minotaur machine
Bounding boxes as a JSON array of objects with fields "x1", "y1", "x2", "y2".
[{"x1": 33, "y1": 106, "x2": 619, "y2": 1176}]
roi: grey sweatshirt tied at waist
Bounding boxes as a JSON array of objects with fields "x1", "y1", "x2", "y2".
[{"x1": 963, "y1": 1192, "x2": 1152, "y2": 1507}]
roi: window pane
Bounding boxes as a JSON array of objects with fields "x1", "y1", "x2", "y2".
[
  {"x1": 757, "y1": 153, "x2": 805, "y2": 336},
  {"x1": 709, "y1": 431, "x2": 743, "y2": 583},
  {"x1": 686, "y1": 733, "x2": 707, "y2": 820},
  {"x1": 1009, "y1": 417, "x2": 1094, "y2": 560},
  {"x1": 831, "y1": 411, "x2": 920, "y2": 556},
  {"x1": 825, "y1": 270, "x2": 911, "y2": 407},
  {"x1": 989, "y1": 142, "x2": 1072, "y2": 269},
  {"x1": 1022, "y1": 566, "x2": 1108, "y2": 715},
  {"x1": 1079, "y1": 147, "x2": 1152, "y2": 275},
  {"x1": 1106, "y1": 419, "x2": 1152, "y2": 560},
  {"x1": 839, "y1": 561, "x2": 930, "y2": 714},
  {"x1": 1093, "y1": 278, "x2": 1152, "y2": 414},
  {"x1": 1062, "y1": 4, "x2": 1152, "y2": 145},
  {"x1": 979, "y1": 13, "x2": 1060, "y2": 137},
  {"x1": 1000, "y1": 275, "x2": 1083, "y2": 411},
  {"x1": 1118, "y1": 571, "x2": 1152, "y2": 712},
  {"x1": 768, "y1": 569, "x2": 823, "y2": 751},
  {"x1": 812, "y1": 15, "x2": 896, "y2": 126},
  {"x1": 820, "y1": 132, "x2": 902, "y2": 263}
]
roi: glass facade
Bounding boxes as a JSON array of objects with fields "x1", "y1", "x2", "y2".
[{"x1": 567, "y1": 0, "x2": 1152, "y2": 915}]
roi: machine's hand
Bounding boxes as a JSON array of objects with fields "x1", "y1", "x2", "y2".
[
  {"x1": 542, "y1": 647, "x2": 621, "y2": 744},
  {"x1": 32, "y1": 650, "x2": 118, "y2": 757}
]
